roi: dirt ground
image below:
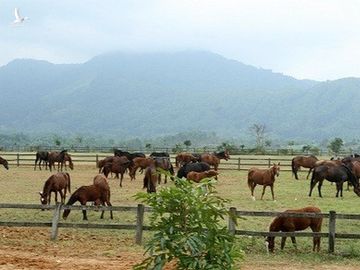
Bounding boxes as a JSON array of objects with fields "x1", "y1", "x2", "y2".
[{"x1": 0, "y1": 227, "x2": 359, "y2": 270}]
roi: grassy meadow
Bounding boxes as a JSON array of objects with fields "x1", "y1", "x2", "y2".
[{"x1": 1, "y1": 154, "x2": 360, "y2": 268}]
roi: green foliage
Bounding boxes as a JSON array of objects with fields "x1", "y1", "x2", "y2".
[
  {"x1": 183, "y1": 140, "x2": 192, "y2": 148},
  {"x1": 134, "y1": 178, "x2": 242, "y2": 270},
  {"x1": 328, "y1": 138, "x2": 344, "y2": 155}
]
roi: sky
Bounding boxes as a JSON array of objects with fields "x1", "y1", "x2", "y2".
[{"x1": 1, "y1": 0, "x2": 360, "y2": 80}]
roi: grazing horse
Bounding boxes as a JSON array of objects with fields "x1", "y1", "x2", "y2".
[
  {"x1": 309, "y1": 164, "x2": 360, "y2": 198},
  {"x1": 62, "y1": 181, "x2": 113, "y2": 220},
  {"x1": 175, "y1": 152, "x2": 197, "y2": 167},
  {"x1": 97, "y1": 156, "x2": 115, "y2": 173},
  {"x1": 143, "y1": 166, "x2": 158, "y2": 193},
  {"x1": 186, "y1": 170, "x2": 219, "y2": 183},
  {"x1": 247, "y1": 163, "x2": 281, "y2": 200},
  {"x1": 62, "y1": 153, "x2": 74, "y2": 170},
  {"x1": 34, "y1": 151, "x2": 49, "y2": 170},
  {"x1": 39, "y1": 172, "x2": 71, "y2": 205},
  {"x1": 129, "y1": 157, "x2": 155, "y2": 180},
  {"x1": 48, "y1": 150, "x2": 67, "y2": 172},
  {"x1": 0, "y1": 156, "x2": 9, "y2": 170},
  {"x1": 200, "y1": 150, "x2": 230, "y2": 172},
  {"x1": 291, "y1": 155, "x2": 318, "y2": 180},
  {"x1": 102, "y1": 156, "x2": 131, "y2": 187},
  {"x1": 177, "y1": 162, "x2": 211, "y2": 178},
  {"x1": 153, "y1": 157, "x2": 174, "y2": 184},
  {"x1": 266, "y1": 206, "x2": 323, "y2": 252}
]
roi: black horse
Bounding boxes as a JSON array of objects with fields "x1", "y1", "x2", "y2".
[
  {"x1": 114, "y1": 149, "x2": 145, "y2": 160},
  {"x1": 34, "y1": 151, "x2": 49, "y2": 170},
  {"x1": 150, "y1": 152, "x2": 170, "y2": 158},
  {"x1": 309, "y1": 164, "x2": 360, "y2": 197},
  {"x1": 177, "y1": 162, "x2": 211, "y2": 178}
]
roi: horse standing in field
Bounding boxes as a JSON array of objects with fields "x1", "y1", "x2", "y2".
[
  {"x1": 175, "y1": 152, "x2": 197, "y2": 167},
  {"x1": 97, "y1": 156, "x2": 115, "y2": 173},
  {"x1": 309, "y1": 164, "x2": 360, "y2": 198},
  {"x1": 62, "y1": 153, "x2": 74, "y2": 171},
  {"x1": 247, "y1": 163, "x2": 281, "y2": 200},
  {"x1": 200, "y1": 150, "x2": 230, "y2": 172},
  {"x1": 34, "y1": 151, "x2": 49, "y2": 170},
  {"x1": 291, "y1": 155, "x2": 318, "y2": 180},
  {"x1": 186, "y1": 170, "x2": 219, "y2": 183},
  {"x1": 48, "y1": 150, "x2": 68, "y2": 172},
  {"x1": 177, "y1": 162, "x2": 211, "y2": 178},
  {"x1": 0, "y1": 156, "x2": 9, "y2": 170},
  {"x1": 102, "y1": 156, "x2": 131, "y2": 187},
  {"x1": 266, "y1": 206, "x2": 323, "y2": 252},
  {"x1": 39, "y1": 172, "x2": 71, "y2": 205},
  {"x1": 129, "y1": 157, "x2": 155, "y2": 180},
  {"x1": 143, "y1": 166, "x2": 158, "y2": 193},
  {"x1": 153, "y1": 157, "x2": 174, "y2": 184}
]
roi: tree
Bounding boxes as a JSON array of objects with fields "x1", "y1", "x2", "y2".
[
  {"x1": 249, "y1": 124, "x2": 267, "y2": 152},
  {"x1": 302, "y1": 145, "x2": 311, "y2": 153},
  {"x1": 145, "y1": 143, "x2": 152, "y2": 150},
  {"x1": 328, "y1": 138, "x2": 344, "y2": 155},
  {"x1": 183, "y1": 140, "x2": 192, "y2": 149}
]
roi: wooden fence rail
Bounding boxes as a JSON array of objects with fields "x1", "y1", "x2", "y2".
[{"x1": 1, "y1": 203, "x2": 360, "y2": 253}]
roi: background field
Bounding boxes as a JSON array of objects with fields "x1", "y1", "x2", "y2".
[{"x1": 1, "y1": 155, "x2": 360, "y2": 269}]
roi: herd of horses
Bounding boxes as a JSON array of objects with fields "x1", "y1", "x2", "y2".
[{"x1": 2, "y1": 150, "x2": 360, "y2": 252}]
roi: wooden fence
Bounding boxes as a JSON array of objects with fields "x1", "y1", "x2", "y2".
[
  {"x1": 0, "y1": 152, "x2": 299, "y2": 171},
  {"x1": 1, "y1": 203, "x2": 360, "y2": 253}
]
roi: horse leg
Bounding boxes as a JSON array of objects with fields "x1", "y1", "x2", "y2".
[
  {"x1": 270, "y1": 184, "x2": 275, "y2": 201},
  {"x1": 260, "y1": 185, "x2": 267, "y2": 200},
  {"x1": 309, "y1": 177, "x2": 319, "y2": 197},
  {"x1": 105, "y1": 200, "x2": 113, "y2": 219},
  {"x1": 291, "y1": 236, "x2": 297, "y2": 249},
  {"x1": 306, "y1": 168, "x2": 312, "y2": 179},
  {"x1": 59, "y1": 190, "x2": 64, "y2": 204},
  {"x1": 100, "y1": 201, "x2": 106, "y2": 219},
  {"x1": 251, "y1": 183, "x2": 257, "y2": 199},
  {"x1": 119, "y1": 173, "x2": 123, "y2": 187},
  {"x1": 158, "y1": 175, "x2": 161, "y2": 185},
  {"x1": 54, "y1": 192, "x2": 58, "y2": 203},
  {"x1": 81, "y1": 202, "x2": 88, "y2": 221},
  {"x1": 317, "y1": 180, "x2": 324, "y2": 198},
  {"x1": 281, "y1": 237, "x2": 287, "y2": 250},
  {"x1": 165, "y1": 174, "x2": 168, "y2": 184}
]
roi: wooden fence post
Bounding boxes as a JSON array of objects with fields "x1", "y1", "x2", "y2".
[
  {"x1": 135, "y1": 204, "x2": 145, "y2": 245},
  {"x1": 237, "y1": 158, "x2": 241, "y2": 171},
  {"x1": 228, "y1": 207, "x2": 237, "y2": 235},
  {"x1": 50, "y1": 203, "x2": 62, "y2": 240},
  {"x1": 95, "y1": 154, "x2": 99, "y2": 167},
  {"x1": 328, "y1": 211, "x2": 336, "y2": 253},
  {"x1": 16, "y1": 153, "x2": 20, "y2": 167}
]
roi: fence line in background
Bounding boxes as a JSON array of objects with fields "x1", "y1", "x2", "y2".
[{"x1": 1, "y1": 203, "x2": 360, "y2": 253}]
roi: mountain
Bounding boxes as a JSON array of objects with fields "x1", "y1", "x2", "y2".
[{"x1": 0, "y1": 51, "x2": 358, "y2": 140}]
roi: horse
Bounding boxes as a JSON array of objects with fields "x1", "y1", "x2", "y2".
[
  {"x1": 150, "y1": 152, "x2": 170, "y2": 158},
  {"x1": 39, "y1": 172, "x2": 71, "y2": 205},
  {"x1": 129, "y1": 157, "x2": 155, "y2": 180},
  {"x1": 114, "y1": 149, "x2": 145, "y2": 160},
  {"x1": 309, "y1": 164, "x2": 360, "y2": 198},
  {"x1": 177, "y1": 162, "x2": 211, "y2": 178},
  {"x1": 291, "y1": 155, "x2": 318, "y2": 180},
  {"x1": 200, "y1": 150, "x2": 230, "y2": 172},
  {"x1": 102, "y1": 156, "x2": 131, "y2": 187},
  {"x1": 186, "y1": 170, "x2": 219, "y2": 183},
  {"x1": 143, "y1": 166, "x2": 158, "y2": 193},
  {"x1": 62, "y1": 180, "x2": 113, "y2": 221},
  {"x1": 191, "y1": 153, "x2": 202, "y2": 162},
  {"x1": 97, "y1": 156, "x2": 115, "y2": 173},
  {"x1": 153, "y1": 157, "x2": 174, "y2": 184},
  {"x1": 62, "y1": 153, "x2": 74, "y2": 170},
  {"x1": 48, "y1": 150, "x2": 68, "y2": 172},
  {"x1": 247, "y1": 163, "x2": 281, "y2": 200},
  {"x1": 0, "y1": 156, "x2": 9, "y2": 170},
  {"x1": 175, "y1": 152, "x2": 197, "y2": 167},
  {"x1": 34, "y1": 151, "x2": 49, "y2": 170},
  {"x1": 266, "y1": 206, "x2": 323, "y2": 252},
  {"x1": 314, "y1": 159, "x2": 342, "y2": 167}
]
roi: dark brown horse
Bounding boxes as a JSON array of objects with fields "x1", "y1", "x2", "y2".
[
  {"x1": 48, "y1": 150, "x2": 67, "y2": 172},
  {"x1": 63, "y1": 153, "x2": 74, "y2": 170},
  {"x1": 129, "y1": 157, "x2": 155, "y2": 180},
  {"x1": 34, "y1": 151, "x2": 49, "y2": 170},
  {"x1": 309, "y1": 164, "x2": 360, "y2": 197},
  {"x1": 247, "y1": 163, "x2": 280, "y2": 200},
  {"x1": 200, "y1": 150, "x2": 230, "y2": 172},
  {"x1": 0, "y1": 156, "x2": 9, "y2": 170},
  {"x1": 175, "y1": 152, "x2": 197, "y2": 167},
  {"x1": 39, "y1": 172, "x2": 71, "y2": 205},
  {"x1": 291, "y1": 155, "x2": 318, "y2": 180},
  {"x1": 153, "y1": 157, "x2": 174, "y2": 184},
  {"x1": 102, "y1": 156, "x2": 131, "y2": 187},
  {"x1": 186, "y1": 170, "x2": 218, "y2": 183},
  {"x1": 97, "y1": 156, "x2": 115, "y2": 173},
  {"x1": 62, "y1": 181, "x2": 113, "y2": 220},
  {"x1": 143, "y1": 166, "x2": 158, "y2": 193},
  {"x1": 266, "y1": 206, "x2": 323, "y2": 252}
]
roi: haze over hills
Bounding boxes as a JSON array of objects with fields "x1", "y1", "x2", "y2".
[{"x1": 0, "y1": 51, "x2": 359, "y2": 140}]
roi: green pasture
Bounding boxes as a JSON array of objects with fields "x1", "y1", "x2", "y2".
[{"x1": 1, "y1": 158, "x2": 360, "y2": 268}]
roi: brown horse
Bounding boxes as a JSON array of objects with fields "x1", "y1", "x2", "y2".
[
  {"x1": 97, "y1": 156, "x2": 115, "y2": 173},
  {"x1": 62, "y1": 181, "x2": 113, "y2": 220},
  {"x1": 266, "y1": 206, "x2": 323, "y2": 252},
  {"x1": 153, "y1": 157, "x2": 174, "y2": 184},
  {"x1": 34, "y1": 151, "x2": 49, "y2": 170},
  {"x1": 129, "y1": 157, "x2": 155, "y2": 180},
  {"x1": 314, "y1": 159, "x2": 342, "y2": 167},
  {"x1": 186, "y1": 170, "x2": 219, "y2": 183},
  {"x1": 247, "y1": 163, "x2": 280, "y2": 200},
  {"x1": 143, "y1": 166, "x2": 158, "y2": 193},
  {"x1": 200, "y1": 150, "x2": 230, "y2": 172},
  {"x1": 0, "y1": 156, "x2": 9, "y2": 170},
  {"x1": 291, "y1": 155, "x2": 318, "y2": 180},
  {"x1": 39, "y1": 172, "x2": 71, "y2": 205},
  {"x1": 102, "y1": 156, "x2": 131, "y2": 187},
  {"x1": 48, "y1": 150, "x2": 67, "y2": 172},
  {"x1": 175, "y1": 152, "x2": 197, "y2": 167},
  {"x1": 62, "y1": 153, "x2": 74, "y2": 170}
]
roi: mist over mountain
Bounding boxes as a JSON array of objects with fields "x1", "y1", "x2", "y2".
[{"x1": 0, "y1": 51, "x2": 358, "y2": 141}]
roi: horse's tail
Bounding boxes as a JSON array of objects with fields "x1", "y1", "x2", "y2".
[
  {"x1": 291, "y1": 158, "x2": 298, "y2": 180},
  {"x1": 342, "y1": 164, "x2": 358, "y2": 188},
  {"x1": 143, "y1": 171, "x2": 149, "y2": 189},
  {"x1": 66, "y1": 172, "x2": 71, "y2": 193},
  {"x1": 247, "y1": 171, "x2": 253, "y2": 190}
]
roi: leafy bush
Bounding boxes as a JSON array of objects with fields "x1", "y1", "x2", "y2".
[{"x1": 134, "y1": 178, "x2": 242, "y2": 270}]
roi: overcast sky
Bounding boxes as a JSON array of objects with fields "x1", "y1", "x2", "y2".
[{"x1": 1, "y1": 0, "x2": 360, "y2": 80}]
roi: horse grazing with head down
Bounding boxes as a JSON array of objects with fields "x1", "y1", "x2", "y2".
[
  {"x1": 62, "y1": 153, "x2": 74, "y2": 170},
  {"x1": 247, "y1": 163, "x2": 280, "y2": 200},
  {"x1": 0, "y1": 156, "x2": 9, "y2": 170},
  {"x1": 291, "y1": 155, "x2": 318, "y2": 180},
  {"x1": 266, "y1": 206, "x2": 323, "y2": 252},
  {"x1": 186, "y1": 170, "x2": 218, "y2": 183},
  {"x1": 34, "y1": 151, "x2": 49, "y2": 170},
  {"x1": 129, "y1": 157, "x2": 155, "y2": 181},
  {"x1": 63, "y1": 175, "x2": 113, "y2": 220},
  {"x1": 39, "y1": 172, "x2": 71, "y2": 205},
  {"x1": 200, "y1": 150, "x2": 230, "y2": 172},
  {"x1": 102, "y1": 156, "x2": 131, "y2": 187}
]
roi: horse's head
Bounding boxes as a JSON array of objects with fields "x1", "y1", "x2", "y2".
[
  {"x1": 3, "y1": 160, "x2": 9, "y2": 170},
  {"x1": 206, "y1": 170, "x2": 219, "y2": 178},
  {"x1": 63, "y1": 209, "x2": 71, "y2": 220},
  {"x1": 272, "y1": 163, "x2": 280, "y2": 177},
  {"x1": 39, "y1": 191, "x2": 47, "y2": 205}
]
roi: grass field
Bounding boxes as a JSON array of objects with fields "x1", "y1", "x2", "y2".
[{"x1": 1, "y1": 158, "x2": 360, "y2": 269}]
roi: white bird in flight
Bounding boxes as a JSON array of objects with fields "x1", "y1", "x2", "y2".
[{"x1": 13, "y1": 8, "x2": 29, "y2": 24}]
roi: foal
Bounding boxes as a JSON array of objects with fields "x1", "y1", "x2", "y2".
[{"x1": 186, "y1": 170, "x2": 219, "y2": 183}]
